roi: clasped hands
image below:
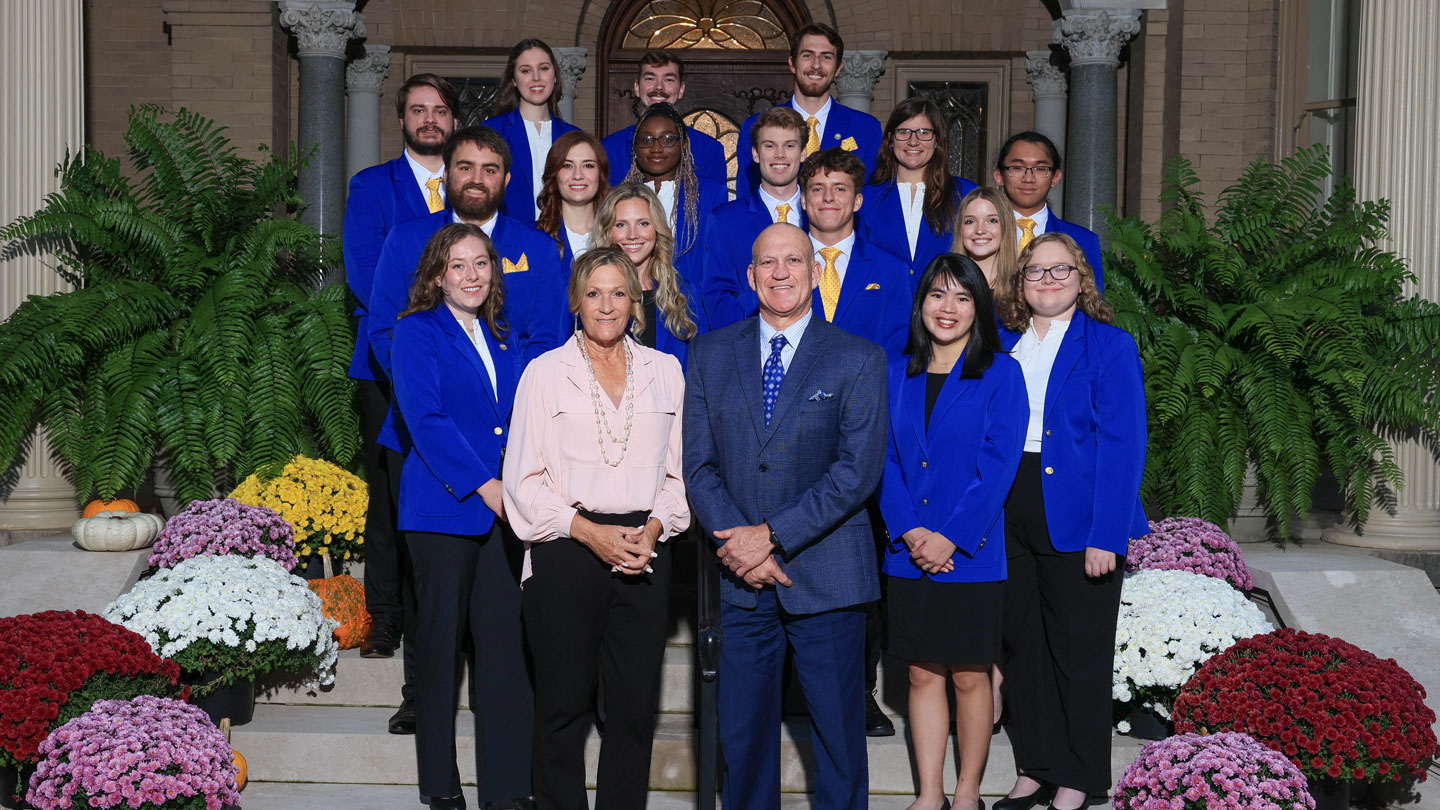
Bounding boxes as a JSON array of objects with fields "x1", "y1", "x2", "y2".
[
  {"x1": 571, "y1": 514, "x2": 662, "y2": 575},
  {"x1": 714, "y1": 524, "x2": 791, "y2": 589},
  {"x1": 902, "y1": 527, "x2": 957, "y2": 575}
]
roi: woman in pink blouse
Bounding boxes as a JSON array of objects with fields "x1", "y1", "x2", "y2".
[{"x1": 502, "y1": 245, "x2": 689, "y2": 810}]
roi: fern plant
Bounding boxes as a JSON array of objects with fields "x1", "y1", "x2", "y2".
[
  {"x1": 0, "y1": 105, "x2": 359, "y2": 504},
  {"x1": 1105, "y1": 145, "x2": 1440, "y2": 538}
]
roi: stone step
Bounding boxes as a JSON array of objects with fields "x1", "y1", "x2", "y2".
[
  {"x1": 237, "y1": 784, "x2": 930, "y2": 809},
  {"x1": 231, "y1": 705, "x2": 1144, "y2": 794}
]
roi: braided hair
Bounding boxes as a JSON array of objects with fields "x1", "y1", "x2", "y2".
[{"x1": 624, "y1": 102, "x2": 700, "y2": 257}]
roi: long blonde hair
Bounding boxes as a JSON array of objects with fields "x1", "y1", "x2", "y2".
[
  {"x1": 591, "y1": 183, "x2": 698, "y2": 340},
  {"x1": 952, "y1": 187, "x2": 1020, "y2": 293},
  {"x1": 997, "y1": 232, "x2": 1113, "y2": 332}
]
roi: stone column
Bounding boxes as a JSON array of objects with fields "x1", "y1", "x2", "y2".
[
  {"x1": 0, "y1": 0, "x2": 83, "y2": 534},
  {"x1": 277, "y1": 0, "x2": 364, "y2": 268},
  {"x1": 553, "y1": 47, "x2": 588, "y2": 126},
  {"x1": 1025, "y1": 49, "x2": 1069, "y2": 219},
  {"x1": 1054, "y1": 9, "x2": 1140, "y2": 237},
  {"x1": 346, "y1": 44, "x2": 390, "y2": 180},
  {"x1": 835, "y1": 50, "x2": 888, "y2": 115},
  {"x1": 1324, "y1": 1, "x2": 1440, "y2": 552}
]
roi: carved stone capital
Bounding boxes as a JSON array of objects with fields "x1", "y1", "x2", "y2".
[
  {"x1": 346, "y1": 43, "x2": 391, "y2": 94},
  {"x1": 276, "y1": 0, "x2": 364, "y2": 60},
  {"x1": 553, "y1": 47, "x2": 588, "y2": 102},
  {"x1": 1025, "y1": 49, "x2": 1068, "y2": 99},
  {"x1": 834, "y1": 49, "x2": 888, "y2": 101},
  {"x1": 1053, "y1": 9, "x2": 1141, "y2": 68}
]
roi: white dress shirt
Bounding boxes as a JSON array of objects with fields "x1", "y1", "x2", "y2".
[
  {"x1": 758, "y1": 308, "x2": 813, "y2": 373},
  {"x1": 404, "y1": 149, "x2": 445, "y2": 207},
  {"x1": 810, "y1": 230, "x2": 856, "y2": 289},
  {"x1": 791, "y1": 95, "x2": 835, "y2": 147},
  {"x1": 897, "y1": 181, "x2": 926, "y2": 260},
  {"x1": 758, "y1": 186, "x2": 802, "y2": 225},
  {"x1": 1011, "y1": 317, "x2": 1070, "y2": 452},
  {"x1": 524, "y1": 119, "x2": 553, "y2": 219},
  {"x1": 565, "y1": 227, "x2": 592, "y2": 258},
  {"x1": 1013, "y1": 205, "x2": 1053, "y2": 245},
  {"x1": 453, "y1": 211, "x2": 498, "y2": 239},
  {"x1": 652, "y1": 179, "x2": 678, "y2": 223},
  {"x1": 462, "y1": 318, "x2": 499, "y2": 392}
]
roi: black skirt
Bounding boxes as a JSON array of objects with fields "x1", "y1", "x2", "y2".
[{"x1": 886, "y1": 574, "x2": 1004, "y2": 666}]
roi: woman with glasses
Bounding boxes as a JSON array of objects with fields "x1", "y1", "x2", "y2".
[
  {"x1": 483, "y1": 39, "x2": 580, "y2": 225},
  {"x1": 860, "y1": 98, "x2": 977, "y2": 291},
  {"x1": 992, "y1": 233, "x2": 1147, "y2": 810},
  {"x1": 620, "y1": 102, "x2": 728, "y2": 290}
]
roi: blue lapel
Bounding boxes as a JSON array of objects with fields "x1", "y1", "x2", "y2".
[
  {"x1": 902, "y1": 367, "x2": 927, "y2": 450},
  {"x1": 927, "y1": 356, "x2": 970, "y2": 442},
  {"x1": 826, "y1": 102, "x2": 852, "y2": 147},
  {"x1": 1044, "y1": 311, "x2": 1088, "y2": 422},
  {"x1": 731, "y1": 319, "x2": 769, "y2": 443},
  {"x1": 498, "y1": 110, "x2": 533, "y2": 198},
  {"x1": 761, "y1": 319, "x2": 825, "y2": 447},
  {"x1": 391, "y1": 155, "x2": 431, "y2": 222},
  {"x1": 438, "y1": 307, "x2": 506, "y2": 420},
  {"x1": 828, "y1": 235, "x2": 871, "y2": 324}
]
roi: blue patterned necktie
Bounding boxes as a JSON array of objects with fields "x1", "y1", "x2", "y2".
[{"x1": 763, "y1": 333, "x2": 788, "y2": 427}]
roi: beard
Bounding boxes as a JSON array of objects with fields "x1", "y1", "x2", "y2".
[
  {"x1": 449, "y1": 181, "x2": 502, "y2": 222},
  {"x1": 794, "y1": 72, "x2": 833, "y2": 98},
  {"x1": 404, "y1": 124, "x2": 447, "y2": 157}
]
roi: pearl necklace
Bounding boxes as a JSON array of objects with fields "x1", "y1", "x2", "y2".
[{"x1": 578, "y1": 334, "x2": 635, "y2": 467}]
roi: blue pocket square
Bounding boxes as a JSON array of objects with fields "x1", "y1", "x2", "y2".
[{"x1": 807, "y1": 390, "x2": 835, "y2": 401}]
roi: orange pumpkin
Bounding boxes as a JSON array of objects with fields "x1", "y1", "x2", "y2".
[
  {"x1": 308, "y1": 573, "x2": 371, "y2": 649},
  {"x1": 234, "y1": 749, "x2": 248, "y2": 790},
  {"x1": 82, "y1": 499, "x2": 139, "y2": 518}
]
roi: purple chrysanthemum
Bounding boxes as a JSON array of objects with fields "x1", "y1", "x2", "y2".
[
  {"x1": 1129, "y1": 516, "x2": 1253, "y2": 591},
  {"x1": 148, "y1": 497, "x2": 297, "y2": 571}
]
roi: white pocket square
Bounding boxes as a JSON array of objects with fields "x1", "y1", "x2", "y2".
[{"x1": 808, "y1": 390, "x2": 835, "y2": 401}]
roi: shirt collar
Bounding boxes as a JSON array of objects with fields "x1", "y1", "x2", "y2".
[
  {"x1": 809, "y1": 230, "x2": 856, "y2": 259},
  {"x1": 757, "y1": 186, "x2": 801, "y2": 217},
  {"x1": 1013, "y1": 204, "x2": 1051, "y2": 234},
  {"x1": 404, "y1": 149, "x2": 444, "y2": 184},
  {"x1": 453, "y1": 211, "x2": 498, "y2": 238},
  {"x1": 759, "y1": 307, "x2": 814, "y2": 349}
]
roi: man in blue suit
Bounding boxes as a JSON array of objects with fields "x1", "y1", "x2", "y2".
[
  {"x1": 994, "y1": 130, "x2": 1106, "y2": 291},
  {"x1": 734, "y1": 24, "x2": 883, "y2": 201},
  {"x1": 368, "y1": 126, "x2": 567, "y2": 453},
  {"x1": 684, "y1": 222, "x2": 888, "y2": 810},
  {"x1": 702, "y1": 106, "x2": 807, "y2": 329},
  {"x1": 602, "y1": 51, "x2": 728, "y2": 186},
  {"x1": 341, "y1": 73, "x2": 458, "y2": 733}
]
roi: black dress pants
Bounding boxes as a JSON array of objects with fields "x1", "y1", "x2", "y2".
[
  {"x1": 523, "y1": 512, "x2": 671, "y2": 810},
  {"x1": 359, "y1": 375, "x2": 418, "y2": 699},
  {"x1": 1000, "y1": 453, "x2": 1123, "y2": 793},
  {"x1": 408, "y1": 525, "x2": 533, "y2": 802}
]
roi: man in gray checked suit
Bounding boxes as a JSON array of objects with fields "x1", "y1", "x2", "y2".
[{"x1": 683, "y1": 222, "x2": 888, "y2": 810}]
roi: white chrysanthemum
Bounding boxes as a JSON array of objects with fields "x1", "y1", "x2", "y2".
[
  {"x1": 103, "y1": 555, "x2": 339, "y2": 688},
  {"x1": 1112, "y1": 569, "x2": 1271, "y2": 717}
]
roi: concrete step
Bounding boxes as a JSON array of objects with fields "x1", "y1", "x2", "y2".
[
  {"x1": 237, "y1": 784, "x2": 930, "y2": 809},
  {"x1": 231, "y1": 705, "x2": 1144, "y2": 794}
]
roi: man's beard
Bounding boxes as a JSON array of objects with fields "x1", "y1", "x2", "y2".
[
  {"x1": 795, "y1": 73, "x2": 833, "y2": 98},
  {"x1": 449, "y1": 182, "x2": 501, "y2": 222},
  {"x1": 404, "y1": 125, "x2": 447, "y2": 157}
]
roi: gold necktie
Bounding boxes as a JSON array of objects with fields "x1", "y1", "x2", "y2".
[
  {"x1": 775, "y1": 203, "x2": 791, "y2": 224},
  {"x1": 425, "y1": 177, "x2": 444, "y2": 214},
  {"x1": 818, "y1": 246, "x2": 842, "y2": 321},
  {"x1": 1017, "y1": 217, "x2": 1037, "y2": 252},
  {"x1": 805, "y1": 116, "x2": 820, "y2": 157}
]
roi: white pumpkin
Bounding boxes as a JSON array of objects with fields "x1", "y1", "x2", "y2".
[{"x1": 72, "y1": 510, "x2": 165, "y2": 552}]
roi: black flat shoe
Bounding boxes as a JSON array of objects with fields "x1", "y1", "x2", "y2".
[
  {"x1": 430, "y1": 795, "x2": 466, "y2": 810},
  {"x1": 388, "y1": 698, "x2": 416, "y2": 735},
  {"x1": 1042, "y1": 795, "x2": 1098, "y2": 810},
  {"x1": 993, "y1": 786, "x2": 1053, "y2": 810},
  {"x1": 865, "y1": 691, "x2": 896, "y2": 737}
]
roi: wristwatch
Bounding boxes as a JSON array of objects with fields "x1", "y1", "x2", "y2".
[{"x1": 768, "y1": 525, "x2": 782, "y2": 554}]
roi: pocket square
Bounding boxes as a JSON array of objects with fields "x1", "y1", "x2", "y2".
[
  {"x1": 502, "y1": 253, "x2": 529, "y2": 274},
  {"x1": 841, "y1": 136, "x2": 859, "y2": 151},
  {"x1": 807, "y1": 390, "x2": 835, "y2": 401},
  {"x1": 865, "y1": 282, "x2": 881, "y2": 290}
]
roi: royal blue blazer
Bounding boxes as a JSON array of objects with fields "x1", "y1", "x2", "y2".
[
  {"x1": 481, "y1": 109, "x2": 580, "y2": 226},
  {"x1": 649, "y1": 276, "x2": 710, "y2": 370},
  {"x1": 391, "y1": 306, "x2": 519, "y2": 536},
  {"x1": 699, "y1": 190, "x2": 807, "y2": 330},
  {"x1": 683, "y1": 317, "x2": 889, "y2": 614},
  {"x1": 878, "y1": 353, "x2": 1027, "y2": 582},
  {"x1": 342, "y1": 155, "x2": 434, "y2": 381},
  {"x1": 812, "y1": 235, "x2": 911, "y2": 359},
  {"x1": 670, "y1": 176, "x2": 731, "y2": 292},
  {"x1": 602, "y1": 124, "x2": 729, "y2": 186},
  {"x1": 1043, "y1": 215, "x2": 1106, "y2": 293},
  {"x1": 858, "y1": 176, "x2": 978, "y2": 290},
  {"x1": 735, "y1": 100, "x2": 882, "y2": 200},
  {"x1": 999, "y1": 310, "x2": 1148, "y2": 555},
  {"x1": 368, "y1": 210, "x2": 566, "y2": 451}
]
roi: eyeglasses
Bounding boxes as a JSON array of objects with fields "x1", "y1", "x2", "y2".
[
  {"x1": 1022, "y1": 264, "x2": 1076, "y2": 282},
  {"x1": 636, "y1": 133, "x2": 682, "y2": 148},
  {"x1": 894, "y1": 127, "x2": 936, "y2": 142},
  {"x1": 1003, "y1": 165, "x2": 1056, "y2": 179}
]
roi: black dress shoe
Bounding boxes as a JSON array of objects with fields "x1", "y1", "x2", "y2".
[
  {"x1": 482, "y1": 800, "x2": 536, "y2": 810},
  {"x1": 430, "y1": 794, "x2": 466, "y2": 810},
  {"x1": 864, "y1": 691, "x2": 896, "y2": 737},
  {"x1": 360, "y1": 620, "x2": 400, "y2": 658},
  {"x1": 388, "y1": 698, "x2": 416, "y2": 735},
  {"x1": 993, "y1": 786, "x2": 1054, "y2": 810}
]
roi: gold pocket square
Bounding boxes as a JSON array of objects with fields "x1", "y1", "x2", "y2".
[
  {"x1": 865, "y1": 282, "x2": 881, "y2": 290},
  {"x1": 502, "y1": 254, "x2": 529, "y2": 274},
  {"x1": 841, "y1": 136, "x2": 859, "y2": 152}
]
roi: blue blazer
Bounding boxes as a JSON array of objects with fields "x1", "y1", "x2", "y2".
[
  {"x1": 649, "y1": 276, "x2": 710, "y2": 370},
  {"x1": 999, "y1": 310, "x2": 1148, "y2": 554},
  {"x1": 735, "y1": 100, "x2": 882, "y2": 200},
  {"x1": 670, "y1": 176, "x2": 731, "y2": 292},
  {"x1": 1042, "y1": 214, "x2": 1106, "y2": 293},
  {"x1": 699, "y1": 190, "x2": 807, "y2": 331},
  {"x1": 391, "y1": 306, "x2": 519, "y2": 536},
  {"x1": 878, "y1": 353, "x2": 1027, "y2": 582},
  {"x1": 368, "y1": 210, "x2": 566, "y2": 451},
  {"x1": 342, "y1": 155, "x2": 433, "y2": 380},
  {"x1": 683, "y1": 317, "x2": 889, "y2": 613},
  {"x1": 481, "y1": 109, "x2": 580, "y2": 226},
  {"x1": 858, "y1": 175, "x2": 978, "y2": 290},
  {"x1": 602, "y1": 124, "x2": 729, "y2": 186},
  {"x1": 812, "y1": 234, "x2": 911, "y2": 359}
]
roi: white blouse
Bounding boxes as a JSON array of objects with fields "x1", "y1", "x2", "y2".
[
  {"x1": 897, "y1": 181, "x2": 926, "y2": 260},
  {"x1": 1011, "y1": 318, "x2": 1071, "y2": 452},
  {"x1": 524, "y1": 119, "x2": 553, "y2": 219}
]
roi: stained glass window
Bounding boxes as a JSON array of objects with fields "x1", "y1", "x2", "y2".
[
  {"x1": 623, "y1": 0, "x2": 788, "y2": 50},
  {"x1": 684, "y1": 108, "x2": 741, "y2": 194}
]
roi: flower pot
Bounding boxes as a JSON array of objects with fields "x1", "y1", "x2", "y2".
[
  {"x1": 1126, "y1": 704, "x2": 1173, "y2": 740},
  {"x1": 1309, "y1": 778, "x2": 1351, "y2": 810},
  {"x1": 189, "y1": 675, "x2": 256, "y2": 727},
  {"x1": 0, "y1": 763, "x2": 27, "y2": 810}
]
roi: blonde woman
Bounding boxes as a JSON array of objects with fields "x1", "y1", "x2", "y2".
[{"x1": 952, "y1": 186, "x2": 1020, "y2": 293}]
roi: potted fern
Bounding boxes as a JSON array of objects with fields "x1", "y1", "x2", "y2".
[
  {"x1": 1105, "y1": 146, "x2": 1440, "y2": 539},
  {"x1": 0, "y1": 106, "x2": 359, "y2": 505}
]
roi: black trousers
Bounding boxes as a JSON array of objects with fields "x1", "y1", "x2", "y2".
[
  {"x1": 358, "y1": 375, "x2": 417, "y2": 699},
  {"x1": 408, "y1": 526, "x2": 533, "y2": 802},
  {"x1": 1000, "y1": 453, "x2": 1123, "y2": 793},
  {"x1": 523, "y1": 512, "x2": 672, "y2": 810}
]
